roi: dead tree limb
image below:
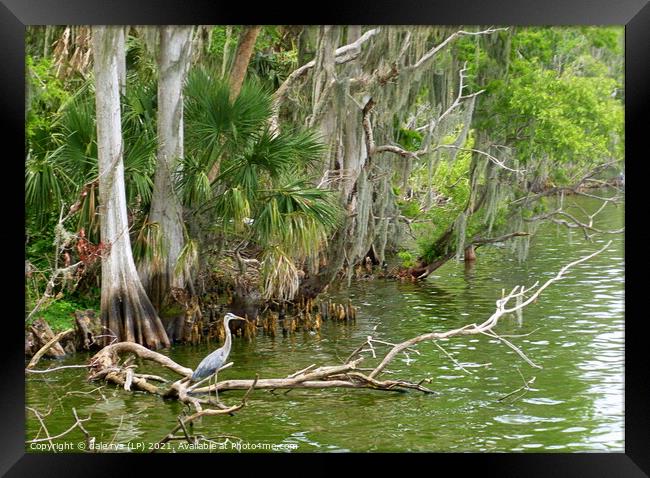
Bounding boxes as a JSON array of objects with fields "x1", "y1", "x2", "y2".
[
  {"x1": 407, "y1": 27, "x2": 508, "y2": 71},
  {"x1": 524, "y1": 197, "x2": 624, "y2": 240},
  {"x1": 26, "y1": 407, "x2": 92, "y2": 445},
  {"x1": 154, "y1": 376, "x2": 258, "y2": 451},
  {"x1": 26, "y1": 329, "x2": 74, "y2": 369},
  {"x1": 369, "y1": 241, "x2": 611, "y2": 379},
  {"x1": 26, "y1": 364, "x2": 91, "y2": 374},
  {"x1": 88, "y1": 342, "x2": 193, "y2": 379},
  {"x1": 270, "y1": 27, "x2": 380, "y2": 133}
]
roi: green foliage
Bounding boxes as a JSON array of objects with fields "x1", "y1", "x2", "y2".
[
  {"x1": 26, "y1": 56, "x2": 71, "y2": 155},
  {"x1": 503, "y1": 67, "x2": 622, "y2": 166},
  {"x1": 35, "y1": 301, "x2": 78, "y2": 332},
  {"x1": 182, "y1": 67, "x2": 342, "y2": 298},
  {"x1": 26, "y1": 66, "x2": 157, "y2": 227},
  {"x1": 125, "y1": 33, "x2": 158, "y2": 83},
  {"x1": 398, "y1": 200, "x2": 421, "y2": 219},
  {"x1": 409, "y1": 26, "x2": 624, "y2": 268},
  {"x1": 404, "y1": 150, "x2": 473, "y2": 262},
  {"x1": 474, "y1": 27, "x2": 624, "y2": 174},
  {"x1": 395, "y1": 127, "x2": 423, "y2": 152},
  {"x1": 397, "y1": 250, "x2": 416, "y2": 268},
  {"x1": 25, "y1": 216, "x2": 60, "y2": 270},
  {"x1": 24, "y1": 25, "x2": 624, "y2": 301},
  {"x1": 182, "y1": 68, "x2": 273, "y2": 206},
  {"x1": 25, "y1": 47, "x2": 158, "y2": 308},
  {"x1": 28, "y1": 299, "x2": 99, "y2": 333},
  {"x1": 420, "y1": 241, "x2": 444, "y2": 264},
  {"x1": 249, "y1": 27, "x2": 299, "y2": 90},
  {"x1": 206, "y1": 26, "x2": 242, "y2": 61}
]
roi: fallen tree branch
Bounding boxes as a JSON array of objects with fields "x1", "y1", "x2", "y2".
[
  {"x1": 26, "y1": 406, "x2": 54, "y2": 449},
  {"x1": 26, "y1": 407, "x2": 92, "y2": 445},
  {"x1": 525, "y1": 201, "x2": 623, "y2": 240},
  {"x1": 154, "y1": 376, "x2": 259, "y2": 451},
  {"x1": 26, "y1": 329, "x2": 74, "y2": 370},
  {"x1": 497, "y1": 372, "x2": 536, "y2": 403},
  {"x1": 370, "y1": 242, "x2": 611, "y2": 379},
  {"x1": 471, "y1": 231, "x2": 531, "y2": 247},
  {"x1": 510, "y1": 160, "x2": 621, "y2": 207},
  {"x1": 26, "y1": 364, "x2": 91, "y2": 374},
  {"x1": 88, "y1": 342, "x2": 193, "y2": 379}
]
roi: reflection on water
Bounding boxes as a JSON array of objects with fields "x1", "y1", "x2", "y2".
[{"x1": 26, "y1": 195, "x2": 624, "y2": 452}]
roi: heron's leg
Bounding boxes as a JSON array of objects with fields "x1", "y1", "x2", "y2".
[
  {"x1": 207, "y1": 372, "x2": 217, "y2": 405},
  {"x1": 214, "y1": 371, "x2": 220, "y2": 403}
]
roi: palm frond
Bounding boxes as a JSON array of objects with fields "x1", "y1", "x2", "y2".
[
  {"x1": 25, "y1": 148, "x2": 74, "y2": 223},
  {"x1": 261, "y1": 246, "x2": 300, "y2": 301},
  {"x1": 207, "y1": 186, "x2": 251, "y2": 232},
  {"x1": 177, "y1": 154, "x2": 212, "y2": 208},
  {"x1": 123, "y1": 131, "x2": 156, "y2": 205},
  {"x1": 184, "y1": 68, "x2": 272, "y2": 177},
  {"x1": 174, "y1": 237, "x2": 200, "y2": 280},
  {"x1": 132, "y1": 219, "x2": 164, "y2": 265},
  {"x1": 254, "y1": 178, "x2": 342, "y2": 260}
]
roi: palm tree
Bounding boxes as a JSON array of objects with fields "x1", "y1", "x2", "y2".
[{"x1": 181, "y1": 67, "x2": 342, "y2": 309}]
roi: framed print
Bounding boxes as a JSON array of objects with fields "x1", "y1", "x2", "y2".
[{"x1": 4, "y1": 0, "x2": 648, "y2": 474}]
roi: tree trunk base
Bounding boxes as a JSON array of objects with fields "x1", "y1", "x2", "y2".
[
  {"x1": 102, "y1": 287, "x2": 170, "y2": 350},
  {"x1": 74, "y1": 309, "x2": 102, "y2": 351}
]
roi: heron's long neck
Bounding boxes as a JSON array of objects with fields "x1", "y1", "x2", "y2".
[{"x1": 224, "y1": 318, "x2": 233, "y2": 351}]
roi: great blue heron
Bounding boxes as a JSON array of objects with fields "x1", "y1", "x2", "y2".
[{"x1": 190, "y1": 312, "x2": 246, "y2": 401}]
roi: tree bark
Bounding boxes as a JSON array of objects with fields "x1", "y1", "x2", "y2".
[
  {"x1": 116, "y1": 27, "x2": 126, "y2": 96},
  {"x1": 93, "y1": 26, "x2": 170, "y2": 349},
  {"x1": 140, "y1": 26, "x2": 194, "y2": 342},
  {"x1": 228, "y1": 25, "x2": 262, "y2": 102}
]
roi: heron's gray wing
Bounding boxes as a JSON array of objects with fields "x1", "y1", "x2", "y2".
[{"x1": 191, "y1": 349, "x2": 223, "y2": 381}]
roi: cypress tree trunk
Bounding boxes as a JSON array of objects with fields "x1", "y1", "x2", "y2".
[
  {"x1": 93, "y1": 26, "x2": 170, "y2": 349},
  {"x1": 140, "y1": 26, "x2": 194, "y2": 342}
]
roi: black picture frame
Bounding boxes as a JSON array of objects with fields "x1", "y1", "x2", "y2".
[{"x1": 5, "y1": 0, "x2": 648, "y2": 475}]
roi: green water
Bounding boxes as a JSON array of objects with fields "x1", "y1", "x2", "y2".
[{"x1": 26, "y1": 195, "x2": 624, "y2": 452}]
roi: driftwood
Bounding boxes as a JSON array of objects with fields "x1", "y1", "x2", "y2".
[
  {"x1": 26, "y1": 329, "x2": 74, "y2": 369},
  {"x1": 87, "y1": 341, "x2": 434, "y2": 415},
  {"x1": 26, "y1": 406, "x2": 93, "y2": 449},
  {"x1": 27, "y1": 318, "x2": 67, "y2": 359},
  {"x1": 25, "y1": 330, "x2": 36, "y2": 356},
  {"x1": 24, "y1": 244, "x2": 611, "y2": 454},
  {"x1": 24, "y1": 309, "x2": 100, "y2": 360},
  {"x1": 153, "y1": 376, "x2": 259, "y2": 452},
  {"x1": 84, "y1": 241, "x2": 609, "y2": 416}
]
